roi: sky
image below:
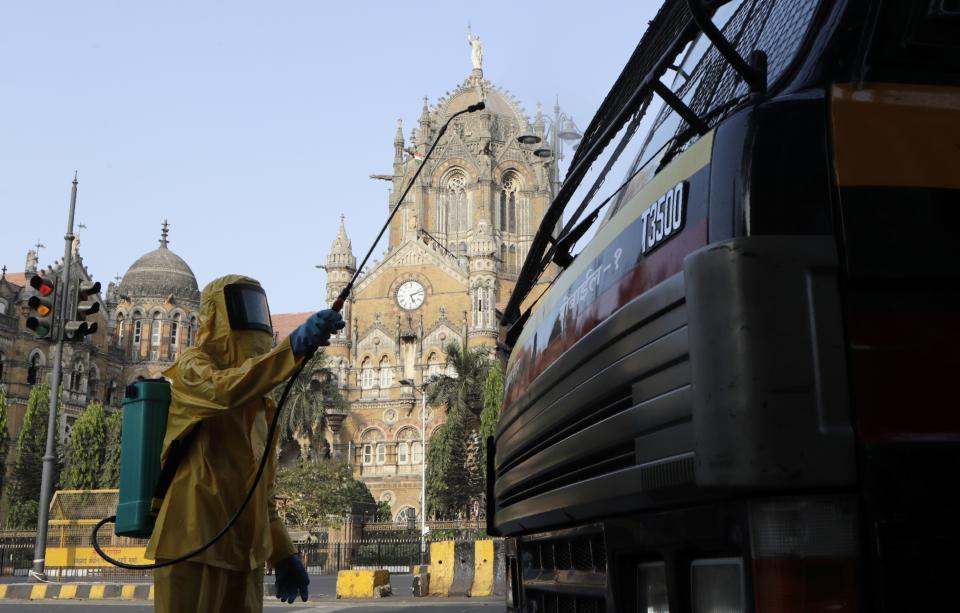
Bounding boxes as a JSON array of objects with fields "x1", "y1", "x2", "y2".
[{"x1": 0, "y1": 1, "x2": 659, "y2": 313}]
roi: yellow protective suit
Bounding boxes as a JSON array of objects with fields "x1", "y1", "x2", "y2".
[{"x1": 146, "y1": 274, "x2": 304, "y2": 613}]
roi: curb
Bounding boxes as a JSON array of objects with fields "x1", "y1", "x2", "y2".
[{"x1": 0, "y1": 583, "x2": 154, "y2": 601}]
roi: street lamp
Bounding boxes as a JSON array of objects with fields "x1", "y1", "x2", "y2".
[
  {"x1": 517, "y1": 99, "x2": 583, "y2": 197},
  {"x1": 399, "y1": 378, "x2": 428, "y2": 565}
]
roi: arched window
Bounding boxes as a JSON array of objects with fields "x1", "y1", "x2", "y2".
[
  {"x1": 0, "y1": 299, "x2": 8, "y2": 315},
  {"x1": 0, "y1": 350, "x2": 6, "y2": 383},
  {"x1": 412, "y1": 441, "x2": 423, "y2": 464},
  {"x1": 150, "y1": 312, "x2": 162, "y2": 361},
  {"x1": 27, "y1": 352, "x2": 43, "y2": 385},
  {"x1": 361, "y1": 429, "x2": 384, "y2": 466},
  {"x1": 395, "y1": 506, "x2": 417, "y2": 524},
  {"x1": 132, "y1": 312, "x2": 143, "y2": 358},
  {"x1": 510, "y1": 245, "x2": 518, "y2": 274},
  {"x1": 88, "y1": 365, "x2": 99, "y2": 398},
  {"x1": 397, "y1": 441, "x2": 409, "y2": 464},
  {"x1": 501, "y1": 172, "x2": 519, "y2": 233},
  {"x1": 170, "y1": 313, "x2": 181, "y2": 360},
  {"x1": 71, "y1": 361, "x2": 84, "y2": 392},
  {"x1": 187, "y1": 316, "x2": 198, "y2": 347},
  {"x1": 459, "y1": 242, "x2": 467, "y2": 257},
  {"x1": 376, "y1": 443, "x2": 387, "y2": 465},
  {"x1": 105, "y1": 380, "x2": 116, "y2": 406},
  {"x1": 361, "y1": 358, "x2": 375, "y2": 389},
  {"x1": 442, "y1": 171, "x2": 468, "y2": 234},
  {"x1": 116, "y1": 313, "x2": 126, "y2": 348},
  {"x1": 500, "y1": 244, "x2": 507, "y2": 270},
  {"x1": 427, "y1": 353, "x2": 441, "y2": 379},
  {"x1": 396, "y1": 427, "x2": 419, "y2": 466},
  {"x1": 378, "y1": 357, "x2": 393, "y2": 388}
]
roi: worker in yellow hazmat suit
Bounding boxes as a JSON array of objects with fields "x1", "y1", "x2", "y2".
[{"x1": 146, "y1": 274, "x2": 344, "y2": 612}]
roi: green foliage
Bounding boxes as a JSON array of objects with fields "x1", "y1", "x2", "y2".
[
  {"x1": 426, "y1": 342, "x2": 491, "y2": 424},
  {"x1": 273, "y1": 352, "x2": 347, "y2": 460},
  {"x1": 99, "y1": 410, "x2": 123, "y2": 488},
  {"x1": 425, "y1": 409, "x2": 473, "y2": 519},
  {"x1": 375, "y1": 500, "x2": 392, "y2": 522},
  {"x1": 62, "y1": 401, "x2": 107, "y2": 490},
  {"x1": 6, "y1": 383, "x2": 59, "y2": 528},
  {"x1": 479, "y1": 361, "x2": 504, "y2": 480},
  {"x1": 424, "y1": 342, "x2": 491, "y2": 520},
  {"x1": 274, "y1": 460, "x2": 374, "y2": 532},
  {"x1": 0, "y1": 387, "x2": 9, "y2": 498}
]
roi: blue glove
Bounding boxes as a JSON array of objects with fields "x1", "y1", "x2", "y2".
[
  {"x1": 275, "y1": 554, "x2": 310, "y2": 603},
  {"x1": 289, "y1": 309, "x2": 345, "y2": 356}
]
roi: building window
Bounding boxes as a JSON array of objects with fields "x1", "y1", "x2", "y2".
[
  {"x1": 105, "y1": 380, "x2": 116, "y2": 406},
  {"x1": 0, "y1": 299, "x2": 8, "y2": 315},
  {"x1": 427, "y1": 353, "x2": 441, "y2": 379},
  {"x1": 442, "y1": 171, "x2": 468, "y2": 234},
  {"x1": 361, "y1": 358, "x2": 375, "y2": 389},
  {"x1": 510, "y1": 245, "x2": 518, "y2": 274},
  {"x1": 27, "y1": 352, "x2": 42, "y2": 385},
  {"x1": 379, "y1": 357, "x2": 393, "y2": 388},
  {"x1": 500, "y1": 172, "x2": 519, "y2": 233},
  {"x1": 412, "y1": 441, "x2": 423, "y2": 464},
  {"x1": 116, "y1": 313, "x2": 126, "y2": 348},
  {"x1": 150, "y1": 312, "x2": 162, "y2": 361},
  {"x1": 363, "y1": 444, "x2": 373, "y2": 465},
  {"x1": 170, "y1": 313, "x2": 181, "y2": 360},
  {"x1": 0, "y1": 350, "x2": 5, "y2": 382},
  {"x1": 397, "y1": 442, "x2": 409, "y2": 464},
  {"x1": 133, "y1": 314, "x2": 143, "y2": 358},
  {"x1": 187, "y1": 316, "x2": 198, "y2": 347},
  {"x1": 376, "y1": 443, "x2": 386, "y2": 465}
]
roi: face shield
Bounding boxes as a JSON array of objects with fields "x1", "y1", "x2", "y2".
[{"x1": 223, "y1": 283, "x2": 273, "y2": 334}]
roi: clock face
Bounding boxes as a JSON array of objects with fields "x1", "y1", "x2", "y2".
[{"x1": 396, "y1": 280, "x2": 426, "y2": 310}]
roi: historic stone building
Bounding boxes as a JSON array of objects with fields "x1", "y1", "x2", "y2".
[
  {"x1": 321, "y1": 54, "x2": 554, "y2": 522},
  {"x1": 0, "y1": 222, "x2": 200, "y2": 454}
]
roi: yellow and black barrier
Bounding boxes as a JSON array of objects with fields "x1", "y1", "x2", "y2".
[
  {"x1": 426, "y1": 539, "x2": 504, "y2": 597},
  {"x1": 0, "y1": 583, "x2": 154, "y2": 601}
]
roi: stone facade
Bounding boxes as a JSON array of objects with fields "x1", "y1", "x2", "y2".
[
  {"x1": 0, "y1": 223, "x2": 201, "y2": 469},
  {"x1": 321, "y1": 65, "x2": 553, "y2": 522}
]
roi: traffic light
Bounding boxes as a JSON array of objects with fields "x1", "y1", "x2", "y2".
[
  {"x1": 26, "y1": 275, "x2": 56, "y2": 338},
  {"x1": 64, "y1": 280, "x2": 101, "y2": 341}
]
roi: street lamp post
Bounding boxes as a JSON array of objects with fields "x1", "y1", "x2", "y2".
[
  {"x1": 518, "y1": 99, "x2": 583, "y2": 199},
  {"x1": 400, "y1": 378, "x2": 429, "y2": 565}
]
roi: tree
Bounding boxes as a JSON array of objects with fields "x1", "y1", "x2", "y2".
[
  {"x1": 0, "y1": 387, "x2": 9, "y2": 499},
  {"x1": 479, "y1": 361, "x2": 504, "y2": 481},
  {"x1": 99, "y1": 410, "x2": 123, "y2": 488},
  {"x1": 426, "y1": 342, "x2": 491, "y2": 425},
  {"x1": 273, "y1": 352, "x2": 346, "y2": 461},
  {"x1": 424, "y1": 342, "x2": 490, "y2": 519},
  {"x1": 62, "y1": 401, "x2": 107, "y2": 490},
  {"x1": 375, "y1": 500, "x2": 392, "y2": 522},
  {"x1": 6, "y1": 383, "x2": 60, "y2": 528},
  {"x1": 274, "y1": 460, "x2": 374, "y2": 532}
]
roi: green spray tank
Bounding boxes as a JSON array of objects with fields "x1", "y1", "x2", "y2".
[{"x1": 114, "y1": 379, "x2": 172, "y2": 538}]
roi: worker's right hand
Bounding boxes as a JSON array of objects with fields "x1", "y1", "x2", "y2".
[
  {"x1": 289, "y1": 309, "x2": 345, "y2": 356},
  {"x1": 275, "y1": 554, "x2": 310, "y2": 603}
]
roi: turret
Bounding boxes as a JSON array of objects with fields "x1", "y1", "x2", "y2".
[
  {"x1": 393, "y1": 118, "x2": 404, "y2": 176},
  {"x1": 468, "y1": 220, "x2": 498, "y2": 340},
  {"x1": 324, "y1": 216, "x2": 356, "y2": 342}
]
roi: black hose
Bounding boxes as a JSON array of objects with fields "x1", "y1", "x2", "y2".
[{"x1": 90, "y1": 350, "x2": 311, "y2": 570}]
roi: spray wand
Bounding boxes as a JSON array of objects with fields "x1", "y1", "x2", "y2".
[{"x1": 91, "y1": 100, "x2": 485, "y2": 570}]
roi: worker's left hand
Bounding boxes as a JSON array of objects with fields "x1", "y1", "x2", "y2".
[{"x1": 275, "y1": 554, "x2": 310, "y2": 603}]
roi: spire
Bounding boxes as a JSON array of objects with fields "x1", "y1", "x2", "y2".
[
  {"x1": 160, "y1": 219, "x2": 170, "y2": 248},
  {"x1": 394, "y1": 118, "x2": 405, "y2": 168},
  {"x1": 1, "y1": 265, "x2": 6, "y2": 280},
  {"x1": 534, "y1": 102, "x2": 546, "y2": 140},
  {"x1": 326, "y1": 215, "x2": 356, "y2": 271}
]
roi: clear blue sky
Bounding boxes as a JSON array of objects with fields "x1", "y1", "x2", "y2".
[{"x1": 0, "y1": 1, "x2": 657, "y2": 313}]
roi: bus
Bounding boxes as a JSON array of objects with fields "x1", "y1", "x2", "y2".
[{"x1": 490, "y1": 0, "x2": 960, "y2": 611}]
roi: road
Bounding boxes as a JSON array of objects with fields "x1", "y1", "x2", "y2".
[{"x1": 0, "y1": 602, "x2": 506, "y2": 612}]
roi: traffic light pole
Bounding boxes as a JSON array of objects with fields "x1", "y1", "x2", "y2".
[{"x1": 30, "y1": 173, "x2": 78, "y2": 582}]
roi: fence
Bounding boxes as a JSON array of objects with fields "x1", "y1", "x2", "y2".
[{"x1": 1, "y1": 533, "x2": 441, "y2": 577}]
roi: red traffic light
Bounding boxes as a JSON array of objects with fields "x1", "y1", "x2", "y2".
[{"x1": 30, "y1": 275, "x2": 55, "y2": 297}]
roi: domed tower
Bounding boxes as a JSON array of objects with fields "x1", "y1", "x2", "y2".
[
  {"x1": 324, "y1": 216, "x2": 356, "y2": 345},
  {"x1": 115, "y1": 221, "x2": 201, "y2": 377}
]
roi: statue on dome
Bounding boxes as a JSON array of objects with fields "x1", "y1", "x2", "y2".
[{"x1": 467, "y1": 27, "x2": 483, "y2": 71}]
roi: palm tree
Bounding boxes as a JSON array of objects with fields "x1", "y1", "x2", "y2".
[
  {"x1": 273, "y1": 352, "x2": 346, "y2": 460},
  {"x1": 426, "y1": 342, "x2": 491, "y2": 425}
]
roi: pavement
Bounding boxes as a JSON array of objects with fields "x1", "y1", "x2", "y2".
[
  {"x1": 0, "y1": 603, "x2": 506, "y2": 612},
  {"x1": 0, "y1": 574, "x2": 507, "y2": 611}
]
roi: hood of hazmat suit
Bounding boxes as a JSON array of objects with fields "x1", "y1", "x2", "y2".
[{"x1": 146, "y1": 274, "x2": 303, "y2": 571}]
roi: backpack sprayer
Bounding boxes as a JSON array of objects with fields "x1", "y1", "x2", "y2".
[{"x1": 91, "y1": 100, "x2": 486, "y2": 569}]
